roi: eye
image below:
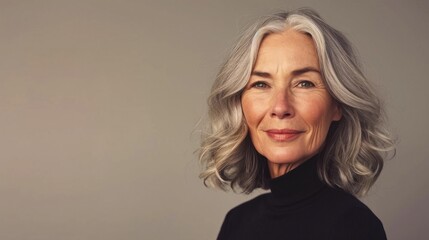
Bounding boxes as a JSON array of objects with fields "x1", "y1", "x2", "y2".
[
  {"x1": 250, "y1": 81, "x2": 269, "y2": 89},
  {"x1": 297, "y1": 80, "x2": 315, "y2": 88}
]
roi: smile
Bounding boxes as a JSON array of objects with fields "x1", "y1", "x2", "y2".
[{"x1": 265, "y1": 129, "x2": 304, "y2": 142}]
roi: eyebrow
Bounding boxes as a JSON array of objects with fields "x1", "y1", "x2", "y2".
[{"x1": 251, "y1": 67, "x2": 321, "y2": 78}]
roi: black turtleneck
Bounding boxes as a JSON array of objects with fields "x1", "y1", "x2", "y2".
[{"x1": 217, "y1": 155, "x2": 387, "y2": 240}]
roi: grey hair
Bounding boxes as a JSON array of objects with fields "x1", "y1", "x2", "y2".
[{"x1": 199, "y1": 8, "x2": 395, "y2": 196}]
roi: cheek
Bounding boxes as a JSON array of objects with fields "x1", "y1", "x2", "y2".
[
  {"x1": 241, "y1": 94, "x2": 264, "y2": 128},
  {"x1": 241, "y1": 94, "x2": 267, "y2": 153},
  {"x1": 301, "y1": 97, "x2": 337, "y2": 132}
]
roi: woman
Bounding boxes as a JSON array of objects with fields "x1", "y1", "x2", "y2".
[{"x1": 199, "y1": 8, "x2": 395, "y2": 240}]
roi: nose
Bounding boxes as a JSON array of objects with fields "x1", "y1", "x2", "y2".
[{"x1": 270, "y1": 90, "x2": 294, "y2": 119}]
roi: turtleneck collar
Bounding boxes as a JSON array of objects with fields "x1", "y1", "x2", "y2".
[{"x1": 268, "y1": 154, "x2": 325, "y2": 207}]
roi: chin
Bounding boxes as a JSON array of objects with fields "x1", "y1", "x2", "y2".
[{"x1": 263, "y1": 150, "x2": 308, "y2": 165}]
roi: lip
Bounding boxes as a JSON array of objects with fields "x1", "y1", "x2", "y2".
[{"x1": 265, "y1": 129, "x2": 304, "y2": 141}]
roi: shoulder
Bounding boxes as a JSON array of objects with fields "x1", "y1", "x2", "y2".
[
  {"x1": 224, "y1": 193, "x2": 269, "y2": 220},
  {"x1": 323, "y1": 188, "x2": 387, "y2": 240},
  {"x1": 217, "y1": 193, "x2": 269, "y2": 239},
  {"x1": 330, "y1": 205, "x2": 387, "y2": 240}
]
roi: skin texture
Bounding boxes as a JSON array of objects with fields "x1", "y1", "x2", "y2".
[{"x1": 241, "y1": 29, "x2": 342, "y2": 178}]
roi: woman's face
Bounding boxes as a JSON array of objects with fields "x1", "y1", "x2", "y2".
[{"x1": 241, "y1": 30, "x2": 342, "y2": 177}]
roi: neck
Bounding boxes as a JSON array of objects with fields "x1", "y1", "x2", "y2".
[
  {"x1": 268, "y1": 162, "x2": 298, "y2": 178},
  {"x1": 267, "y1": 155, "x2": 317, "y2": 178},
  {"x1": 268, "y1": 155, "x2": 324, "y2": 205}
]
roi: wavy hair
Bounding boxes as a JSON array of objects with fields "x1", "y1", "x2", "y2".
[{"x1": 199, "y1": 8, "x2": 395, "y2": 196}]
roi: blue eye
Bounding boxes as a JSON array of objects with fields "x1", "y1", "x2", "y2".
[
  {"x1": 251, "y1": 81, "x2": 269, "y2": 88},
  {"x1": 297, "y1": 81, "x2": 315, "y2": 88}
]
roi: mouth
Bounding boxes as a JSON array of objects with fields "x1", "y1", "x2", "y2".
[{"x1": 265, "y1": 129, "x2": 304, "y2": 142}]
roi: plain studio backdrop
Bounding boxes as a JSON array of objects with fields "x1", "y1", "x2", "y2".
[{"x1": 0, "y1": 0, "x2": 428, "y2": 239}]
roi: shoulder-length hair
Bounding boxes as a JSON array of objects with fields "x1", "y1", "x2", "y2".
[{"x1": 199, "y1": 8, "x2": 395, "y2": 197}]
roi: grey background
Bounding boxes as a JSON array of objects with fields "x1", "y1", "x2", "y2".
[{"x1": 0, "y1": 0, "x2": 428, "y2": 239}]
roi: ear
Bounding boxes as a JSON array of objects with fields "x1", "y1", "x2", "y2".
[{"x1": 332, "y1": 103, "x2": 342, "y2": 121}]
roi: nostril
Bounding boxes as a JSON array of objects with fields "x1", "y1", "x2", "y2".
[
  {"x1": 271, "y1": 111, "x2": 292, "y2": 119},
  {"x1": 270, "y1": 92, "x2": 293, "y2": 118}
]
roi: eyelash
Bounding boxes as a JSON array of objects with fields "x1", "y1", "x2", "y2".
[
  {"x1": 250, "y1": 81, "x2": 269, "y2": 89},
  {"x1": 249, "y1": 80, "x2": 316, "y2": 89},
  {"x1": 296, "y1": 80, "x2": 315, "y2": 88}
]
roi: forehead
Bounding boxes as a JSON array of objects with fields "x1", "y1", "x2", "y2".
[{"x1": 254, "y1": 30, "x2": 319, "y2": 71}]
